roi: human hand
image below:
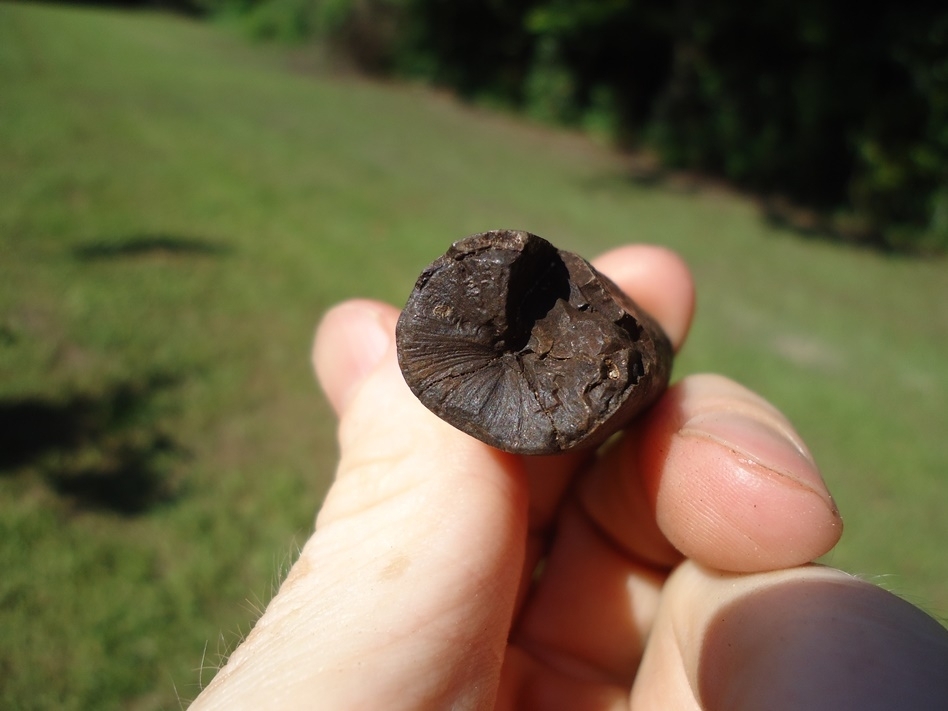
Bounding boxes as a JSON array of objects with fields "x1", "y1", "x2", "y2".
[{"x1": 191, "y1": 245, "x2": 948, "y2": 710}]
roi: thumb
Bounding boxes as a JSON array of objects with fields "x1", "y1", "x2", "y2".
[
  {"x1": 631, "y1": 561, "x2": 948, "y2": 710},
  {"x1": 191, "y1": 300, "x2": 528, "y2": 710}
]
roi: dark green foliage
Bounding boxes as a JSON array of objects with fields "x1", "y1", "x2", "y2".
[
  {"x1": 642, "y1": 2, "x2": 948, "y2": 252},
  {"x1": 297, "y1": 0, "x2": 948, "y2": 252}
]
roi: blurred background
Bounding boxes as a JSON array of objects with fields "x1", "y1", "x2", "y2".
[{"x1": 1, "y1": 1, "x2": 946, "y2": 708}]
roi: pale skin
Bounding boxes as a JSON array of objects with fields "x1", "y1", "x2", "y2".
[{"x1": 191, "y1": 245, "x2": 948, "y2": 710}]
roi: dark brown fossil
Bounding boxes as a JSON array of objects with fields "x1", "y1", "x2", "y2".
[{"x1": 395, "y1": 230, "x2": 673, "y2": 455}]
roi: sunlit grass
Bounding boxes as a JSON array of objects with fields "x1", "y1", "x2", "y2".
[{"x1": 1, "y1": 3, "x2": 946, "y2": 708}]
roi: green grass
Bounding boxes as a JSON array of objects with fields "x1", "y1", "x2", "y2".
[{"x1": 2, "y1": 3, "x2": 947, "y2": 708}]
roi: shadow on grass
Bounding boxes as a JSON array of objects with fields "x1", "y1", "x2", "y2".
[
  {"x1": 0, "y1": 374, "x2": 186, "y2": 515},
  {"x1": 758, "y1": 196, "x2": 896, "y2": 253},
  {"x1": 586, "y1": 160, "x2": 943, "y2": 257},
  {"x1": 72, "y1": 233, "x2": 231, "y2": 261}
]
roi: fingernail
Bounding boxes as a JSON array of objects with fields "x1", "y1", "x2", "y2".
[{"x1": 682, "y1": 410, "x2": 838, "y2": 515}]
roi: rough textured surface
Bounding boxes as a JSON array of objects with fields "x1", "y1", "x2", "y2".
[{"x1": 396, "y1": 230, "x2": 673, "y2": 455}]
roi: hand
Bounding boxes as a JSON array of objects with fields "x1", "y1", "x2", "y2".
[{"x1": 191, "y1": 246, "x2": 948, "y2": 710}]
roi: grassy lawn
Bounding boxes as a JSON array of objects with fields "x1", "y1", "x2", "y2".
[{"x1": 2, "y1": 3, "x2": 946, "y2": 708}]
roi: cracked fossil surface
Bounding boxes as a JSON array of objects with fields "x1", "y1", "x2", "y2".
[{"x1": 396, "y1": 230, "x2": 673, "y2": 455}]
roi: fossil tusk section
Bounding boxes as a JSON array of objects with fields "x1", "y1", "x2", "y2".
[{"x1": 395, "y1": 229, "x2": 673, "y2": 455}]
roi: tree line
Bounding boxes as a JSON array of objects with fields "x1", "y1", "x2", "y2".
[{"x1": 174, "y1": 0, "x2": 948, "y2": 252}]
